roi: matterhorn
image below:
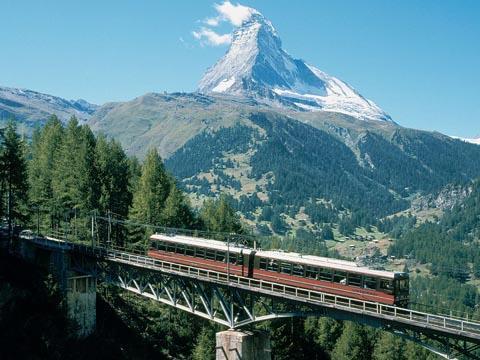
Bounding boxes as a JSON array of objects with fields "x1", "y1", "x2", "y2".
[{"x1": 198, "y1": 10, "x2": 392, "y2": 122}]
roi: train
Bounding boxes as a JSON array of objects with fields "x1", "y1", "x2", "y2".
[{"x1": 148, "y1": 233, "x2": 409, "y2": 306}]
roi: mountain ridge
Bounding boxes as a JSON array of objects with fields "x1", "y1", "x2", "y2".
[
  {"x1": 0, "y1": 86, "x2": 98, "y2": 131},
  {"x1": 198, "y1": 10, "x2": 392, "y2": 122}
]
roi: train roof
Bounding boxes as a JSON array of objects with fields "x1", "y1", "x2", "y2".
[
  {"x1": 255, "y1": 250, "x2": 398, "y2": 279},
  {"x1": 150, "y1": 233, "x2": 254, "y2": 255},
  {"x1": 150, "y1": 233, "x2": 403, "y2": 279}
]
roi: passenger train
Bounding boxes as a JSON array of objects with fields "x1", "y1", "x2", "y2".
[{"x1": 148, "y1": 233, "x2": 409, "y2": 306}]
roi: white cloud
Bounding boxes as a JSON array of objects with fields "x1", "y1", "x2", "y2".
[
  {"x1": 205, "y1": 16, "x2": 221, "y2": 27},
  {"x1": 192, "y1": 28, "x2": 232, "y2": 46},
  {"x1": 193, "y1": 1, "x2": 258, "y2": 47},
  {"x1": 214, "y1": 1, "x2": 257, "y2": 27}
]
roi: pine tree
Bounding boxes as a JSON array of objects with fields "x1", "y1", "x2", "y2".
[
  {"x1": 28, "y1": 115, "x2": 64, "y2": 230},
  {"x1": 161, "y1": 183, "x2": 195, "y2": 229},
  {"x1": 129, "y1": 148, "x2": 172, "y2": 244},
  {"x1": 95, "y1": 135, "x2": 132, "y2": 246},
  {"x1": 372, "y1": 332, "x2": 406, "y2": 360},
  {"x1": 332, "y1": 322, "x2": 373, "y2": 360},
  {"x1": 304, "y1": 317, "x2": 343, "y2": 353},
  {"x1": 270, "y1": 317, "x2": 308, "y2": 360},
  {"x1": 130, "y1": 148, "x2": 171, "y2": 225},
  {"x1": 95, "y1": 135, "x2": 132, "y2": 216},
  {"x1": 51, "y1": 117, "x2": 98, "y2": 238},
  {"x1": 0, "y1": 119, "x2": 29, "y2": 234},
  {"x1": 200, "y1": 195, "x2": 242, "y2": 234},
  {"x1": 192, "y1": 326, "x2": 216, "y2": 360}
]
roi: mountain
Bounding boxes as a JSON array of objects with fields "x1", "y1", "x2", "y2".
[
  {"x1": 198, "y1": 12, "x2": 391, "y2": 122},
  {"x1": 0, "y1": 86, "x2": 98, "y2": 131},
  {"x1": 88, "y1": 91, "x2": 480, "y2": 236},
  {"x1": 453, "y1": 136, "x2": 480, "y2": 145}
]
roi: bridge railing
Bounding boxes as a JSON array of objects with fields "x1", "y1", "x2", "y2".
[
  {"x1": 76, "y1": 244, "x2": 480, "y2": 339},
  {"x1": 34, "y1": 234, "x2": 480, "y2": 339}
]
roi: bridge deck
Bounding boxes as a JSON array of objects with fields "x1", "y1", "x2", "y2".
[{"x1": 28, "y1": 235, "x2": 480, "y2": 344}]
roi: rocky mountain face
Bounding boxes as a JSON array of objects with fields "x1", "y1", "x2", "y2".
[
  {"x1": 198, "y1": 11, "x2": 391, "y2": 122},
  {"x1": 0, "y1": 86, "x2": 97, "y2": 132}
]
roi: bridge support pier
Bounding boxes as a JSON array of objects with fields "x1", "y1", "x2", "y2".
[
  {"x1": 66, "y1": 275, "x2": 96, "y2": 338},
  {"x1": 216, "y1": 330, "x2": 271, "y2": 360}
]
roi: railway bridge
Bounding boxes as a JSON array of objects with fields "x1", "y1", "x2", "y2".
[{"x1": 11, "y1": 232, "x2": 480, "y2": 360}]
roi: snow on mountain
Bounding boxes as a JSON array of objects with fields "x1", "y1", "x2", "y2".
[
  {"x1": 452, "y1": 136, "x2": 480, "y2": 145},
  {"x1": 0, "y1": 86, "x2": 98, "y2": 125},
  {"x1": 198, "y1": 10, "x2": 392, "y2": 122}
]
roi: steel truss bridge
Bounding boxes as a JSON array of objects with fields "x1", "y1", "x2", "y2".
[{"x1": 22, "y1": 234, "x2": 480, "y2": 360}]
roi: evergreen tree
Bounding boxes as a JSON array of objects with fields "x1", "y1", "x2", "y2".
[
  {"x1": 95, "y1": 135, "x2": 132, "y2": 216},
  {"x1": 161, "y1": 183, "x2": 195, "y2": 229},
  {"x1": 28, "y1": 116, "x2": 64, "y2": 230},
  {"x1": 130, "y1": 148, "x2": 171, "y2": 225},
  {"x1": 52, "y1": 117, "x2": 98, "y2": 214},
  {"x1": 270, "y1": 317, "x2": 308, "y2": 360},
  {"x1": 321, "y1": 225, "x2": 334, "y2": 240},
  {"x1": 95, "y1": 135, "x2": 132, "y2": 245},
  {"x1": 192, "y1": 326, "x2": 216, "y2": 360},
  {"x1": 372, "y1": 332, "x2": 405, "y2": 360},
  {"x1": 200, "y1": 195, "x2": 243, "y2": 234},
  {"x1": 332, "y1": 322, "x2": 372, "y2": 360},
  {"x1": 0, "y1": 119, "x2": 29, "y2": 232},
  {"x1": 304, "y1": 317, "x2": 343, "y2": 353}
]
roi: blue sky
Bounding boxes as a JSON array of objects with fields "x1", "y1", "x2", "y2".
[{"x1": 1, "y1": 0, "x2": 479, "y2": 137}]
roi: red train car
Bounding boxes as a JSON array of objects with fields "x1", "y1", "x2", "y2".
[{"x1": 148, "y1": 233, "x2": 409, "y2": 306}]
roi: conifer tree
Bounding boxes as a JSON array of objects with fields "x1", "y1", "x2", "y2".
[
  {"x1": 161, "y1": 183, "x2": 195, "y2": 229},
  {"x1": 95, "y1": 135, "x2": 132, "y2": 216},
  {"x1": 332, "y1": 322, "x2": 372, "y2": 360},
  {"x1": 28, "y1": 115, "x2": 64, "y2": 230},
  {"x1": 0, "y1": 119, "x2": 29, "y2": 231},
  {"x1": 200, "y1": 195, "x2": 242, "y2": 234},
  {"x1": 51, "y1": 117, "x2": 98, "y2": 237},
  {"x1": 372, "y1": 332, "x2": 405, "y2": 360},
  {"x1": 192, "y1": 326, "x2": 216, "y2": 360},
  {"x1": 129, "y1": 148, "x2": 171, "y2": 225}
]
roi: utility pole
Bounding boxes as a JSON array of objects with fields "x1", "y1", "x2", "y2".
[
  {"x1": 36, "y1": 206, "x2": 40, "y2": 237},
  {"x1": 227, "y1": 236, "x2": 230, "y2": 283},
  {"x1": 91, "y1": 211, "x2": 95, "y2": 248},
  {"x1": 107, "y1": 210, "x2": 112, "y2": 249}
]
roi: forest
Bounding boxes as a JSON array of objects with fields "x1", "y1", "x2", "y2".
[{"x1": 0, "y1": 115, "x2": 478, "y2": 359}]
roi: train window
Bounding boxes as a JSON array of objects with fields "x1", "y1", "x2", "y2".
[
  {"x1": 167, "y1": 244, "x2": 176, "y2": 253},
  {"x1": 380, "y1": 279, "x2": 394, "y2": 294},
  {"x1": 157, "y1": 242, "x2": 167, "y2": 251},
  {"x1": 397, "y1": 279, "x2": 408, "y2": 290},
  {"x1": 363, "y1": 276, "x2": 377, "y2": 289},
  {"x1": 238, "y1": 255, "x2": 244, "y2": 266},
  {"x1": 216, "y1": 251, "x2": 225, "y2": 262},
  {"x1": 267, "y1": 260, "x2": 279, "y2": 272},
  {"x1": 333, "y1": 271, "x2": 347, "y2": 284},
  {"x1": 292, "y1": 264, "x2": 304, "y2": 277},
  {"x1": 305, "y1": 266, "x2": 317, "y2": 279},
  {"x1": 196, "y1": 248, "x2": 206, "y2": 258},
  {"x1": 206, "y1": 249, "x2": 216, "y2": 260},
  {"x1": 348, "y1": 273, "x2": 362, "y2": 287},
  {"x1": 280, "y1": 262, "x2": 292, "y2": 274},
  {"x1": 260, "y1": 258, "x2": 268, "y2": 270},
  {"x1": 319, "y1": 268, "x2": 333, "y2": 281},
  {"x1": 176, "y1": 244, "x2": 186, "y2": 255},
  {"x1": 185, "y1": 246, "x2": 195, "y2": 256}
]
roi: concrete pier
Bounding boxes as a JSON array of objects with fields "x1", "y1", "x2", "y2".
[
  {"x1": 67, "y1": 275, "x2": 96, "y2": 338},
  {"x1": 216, "y1": 330, "x2": 271, "y2": 360}
]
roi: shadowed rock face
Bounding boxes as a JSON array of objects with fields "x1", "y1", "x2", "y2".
[{"x1": 198, "y1": 10, "x2": 392, "y2": 122}]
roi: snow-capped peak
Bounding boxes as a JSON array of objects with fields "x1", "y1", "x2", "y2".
[{"x1": 198, "y1": 8, "x2": 392, "y2": 122}]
